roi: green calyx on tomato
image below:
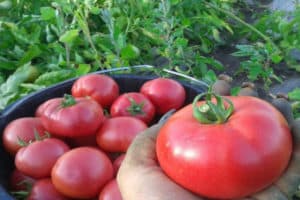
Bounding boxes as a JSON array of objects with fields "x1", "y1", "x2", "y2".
[
  {"x1": 17, "y1": 130, "x2": 50, "y2": 147},
  {"x1": 126, "y1": 96, "x2": 145, "y2": 116},
  {"x1": 193, "y1": 92, "x2": 234, "y2": 124},
  {"x1": 61, "y1": 94, "x2": 77, "y2": 108}
]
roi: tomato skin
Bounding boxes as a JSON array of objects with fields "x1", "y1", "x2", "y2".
[
  {"x1": 15, "y1": 138, "x2": 70, "y2": 179},
  {"x1": 140, "y1": 78, "x2": 186, "y2": 115},
  {"x1": 98, "y1": 179, "x2": 122, "y2": 200},
  {"x1": 40, "y1": 97, "x2": 105, "y2": 137},
  {"x1": 110, "y1": 92, "x2": 155, "y2": 124},
  {"x1": 2, "y1": 117, "x2": 46, "y2": 155},
  {"x1": 156, "y1": 96, "x2": 292, "y2": 199},
  {"x1": 96, "y1": 117, "x2": 147, "y2": 152},
  {"x1": 71, "y1": 74, "x2": 119, "y2": 108},
  {"x1": 112, "y1": 154, "x2": 125, "y2": 176},
  {"x1": 9, "y1": 169, "x2": 35, "y2": 191},
  {"x1": 51, "y1": 147, "x2": 114, "y2": 199},
  {"x1": 27, "y1": 179, "x2": 69, "y2": 200}
]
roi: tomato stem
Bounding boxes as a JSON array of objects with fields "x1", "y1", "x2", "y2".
[
  {"x1": 126, "y1": 96, "x2": 145, "y2": 116},
  {"x1": 61, "y1": 94, "x2": 77, "y2": 107},
  {"x1": 193, "y1": 93, "x2": 234, "y2": 124}
]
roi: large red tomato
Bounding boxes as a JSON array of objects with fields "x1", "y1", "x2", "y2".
[
  {"x1": 140, "y1": 78, "x2": 186, "y2": 115},
  {"x1": 40, "y1": 95, "x2": 105, "y2": 137},
  {"x1": 2, "y1": 117, "x2": 46, "y2": 155},
  {"x1": 71, "y1": 74, "x2": 119, "y2": 108},
  {"x1": 51, "y1": 147, "x2": 114, "y2": 199},
  {"x1": 96, "y1": 116, "x2": 147, "y2": 152},
  {"x1": 110, "y1": 92, "x2": 155, "y2": 124},
  {"x1": 156, "y1": 95, "x2": 292, "y2": 199},
  {"x1": 15, "y1": 138, "x2": 70, "y2": 179}
]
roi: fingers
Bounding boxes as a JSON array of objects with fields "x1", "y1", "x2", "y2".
[
  {"x1": 122, "y1": 124, "x2": 162, "y2": 167},
  {"x1": 251, "y1": 185, "x2": 288, "y2": 200}
]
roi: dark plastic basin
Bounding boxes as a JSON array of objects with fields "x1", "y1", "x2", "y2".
[{"x1": 0, "y1": 73, "x2": 206, "y2": 199}]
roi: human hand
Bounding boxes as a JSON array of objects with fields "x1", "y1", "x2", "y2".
[{"x1": 117, "y1": 77, "x2": 300, "y2": 200}]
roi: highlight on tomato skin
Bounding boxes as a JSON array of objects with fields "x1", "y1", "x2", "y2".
[
  {"x1": 140, "y1": 78, "x2": 186, "y2": 115},
  {"x1": 156, "y1": 94, "x2": 293, "y2": 199},
  {"x1": 51, "y1": 147, "x2": 114, "y2": 199}
]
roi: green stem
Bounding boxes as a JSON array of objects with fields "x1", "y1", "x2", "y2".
[
  {"x1": 127, "y1": 97, "x2": 145, "y2": 115},
  {"x1": 193, "y1": 92, "x2": 234, "y2": 124},
  {"x1": 61, "y1": 94, "x2": 77, "y2": 108},
  {"x1": 206, "y1": 2, "x2": 281, "y2": 53}
]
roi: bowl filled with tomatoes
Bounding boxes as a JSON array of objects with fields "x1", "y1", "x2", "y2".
[{"x1": 0, "y1": 68, "x2": 206, "y2": 200}]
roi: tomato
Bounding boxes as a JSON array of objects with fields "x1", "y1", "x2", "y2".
[
  {"x1": 140, "y1": 78, "x2": 186, "y2": 115},
  {"x1": 156, "y1": 95, "x2": 292, "y2": 199},
  {"x1": 51, "y1": 147, "x2": 114, "y2": 199},
  {"x1": 15, "y1": 138, "x2": 70, "y2": 179},
  {"x1": 96, "y1": 117, "x2": 147, "y2": 152},
  {"x1": 27, "y1": 179, "x2": 69, "y2": 200},
  {"x1": 9, "y1": 169, "x2": 35, "y2": 191},
  {"x1": 98, "y1": 179, "x2": 122, "y2": 200},
  {"x1": 71, "y1": 74, "x2": 119, "y2": 108},
  {"x1": 66, "y1": 133, "x2": 98, "y2": 148},
  {"x1": 40, "y1": 95, "x2": 105, "y2": 137},
  {"x1": 112, "y1": 154, "x2": 125, "y2": 176},
  {"x1": 110, "y1": 92, "x2": 155, "y2": 124},
  {"x1": 2, "y1": 117, "x2": 46, "y2": 155}
]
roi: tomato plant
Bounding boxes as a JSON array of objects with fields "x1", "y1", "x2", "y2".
[
  {"x1": 40, "y1": 95, "x2": 105, "y2": 137},
  {"x1": 71, "y1": 74, "x2": 119, "y2": 108},
  {"x1": 98, "y1": 179, "x2": 123, "y2": 200},
  {"x1": 2, "y1": 117, "x2": 46, "y2": 155},
  {"x1": 156, "y1": 94, "x2": 292, "y2": 199},
  {"x1": 27, "y1": 179, "x2": 69, "y2": 200},
  {"x1": 110, "y1": 92, "x2": 155, "y2": 124},
  {"x1": 140, "y1": 78, "x2": 186, "y2": 115},
  {"x1": 15, "y1": 138, "x2": 70, "y2": 179},
  {"x1": 51, "y1": 147, "x2": 113, "y2": 199},
  {"x1": 96, "y1": 116, "x2": 147, "y2": 152}
]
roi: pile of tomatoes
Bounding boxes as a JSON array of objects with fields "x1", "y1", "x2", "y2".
[{"x1": 2, "y1": 74, "x2": 187, "y2": 200}]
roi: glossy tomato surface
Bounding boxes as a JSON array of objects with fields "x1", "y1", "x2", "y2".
[
  {"x1": 71, "y1": 74, "x2": 119, "y2": 108},
  {"x1": 51, "y1": 147, "x2": 113, "y2": 199},
  {"x1": 110, "y1": 92, "x2": 155, "y2": 124},
  {"x1": 40, "y1": 97, "x2": 105, "y2": 137},
  {"x1": 27, "y1": 178, "x2": 69, "y2": 200},
  {"x1": 2, "y1": 117, "x2": 46, "y2": 155},
  {"x1": 156, "y1": 96, "x2": 292, "y2": 199},
  {"x1": 96, "y1": 116, "x2": 147, "y2": 152},
  {"x1": 15, "y1": 138, "x2": 70, "y2": 179},
  {"x1": 98, "y1": 179, "x2": 122, "y2": 200},
  {"x1": 140, "y1": 78, "x2": 186, "y2": 115}
]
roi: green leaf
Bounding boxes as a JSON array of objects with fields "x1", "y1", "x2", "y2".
[
  {"x1": 121, "y1": 44, "x2": 140, "y2": 60},
  {"x1": 34, "y1": 69, "x2": 75, "y2": 86},
  {"x1": 40, "y1": 7, "x2": 56, "y2": 20},
  {"x1": 0, "y1": 56, "x2": 17, "y2": 70},
  {"x1": 18, "y1": 45, "x2": 42, "y2": 66},
  {"x1": 271, "y1": 54, "x2": 283, "y2": 64},
  {"x1": 230, "y1": 87, "x2": 241, "y2": 96},
  {"x1": 59, "y1": 29, "x2": 80, "y2": 44},
  {"x1": 288, "y1": 88, "x2": 300, "y2": 101},
  {"x1": 76, "y1": 64, "x2": 91, "y2": 76}
]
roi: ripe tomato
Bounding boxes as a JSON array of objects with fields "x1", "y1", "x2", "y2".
[
  {"x1": 140, "y1": 78, "x2": 186, "y2": 115},
  {"x1": 96, "y1": 117, "x2": 147, "y2": 152},
  {"x1": 112, "y1": 154, "x2": 125, "y2": 176},
  {"x1": 9, "y1": 169, "x2": 35, "y2": 191},
  {"x1": 71, "y1": 74, "x2": 119, "y2": 108},
  {"x1": 27, "y1": 178, "x2": 69, "y2": 200},
  {"x1": 110, "y1": 92, "x2": 155, "y2": 124},
  {"x1": 2, "y1": 117, "x2": 46, "y2": 155},
  {"x1": 40, "y1": 95, "x2": 105, "y2": 137},
  {"x1": 51, "y1": 147, "x2": 114, "y2": 199},
  {"x1": 156, "y1": 95, "x2": 292, "y2": 199},
  {"x1": 98, "y1": 179, "x2": 122, "y2": 200},
  {"x1": 15, "y1": 138, "x2": 70, "y2": 179}
]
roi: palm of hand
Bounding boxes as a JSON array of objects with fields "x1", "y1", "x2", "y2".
[{"x1": 117, "y1": 93, "x2": 300, "y2": 200}]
